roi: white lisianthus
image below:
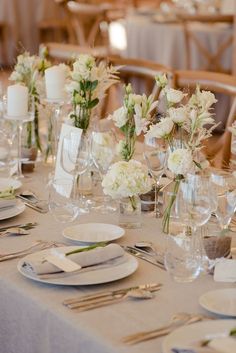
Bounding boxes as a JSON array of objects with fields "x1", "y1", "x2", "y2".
[
  {"x1": 155, "y1": 73, "x2": 168, "y2": 89},
  {"x1": 108, "y1": 107, "x2": 128, "y2": 128},
  {"x1": 168, "y1": 148, "x2": 193, "y2": 176},
  {"x1": 66, "y1": 81, "x2": 80, "y2": 94},
  {"x1": 127, "y1": 93, "x2": 143, "y2": 108},
  {"x1": 165, "y1": 88, "x2": 185, "y2": 104},
  {"x1": 71, "y1": 54, "x2": 95, "y2": 81},
  {"x1": 146, "y1": 118, "x2": 174, "y2": 139},
  {"x1": 134, "y1": 94, "x2": 158, "y2": 135},
  {"x1": 168, "y1": 106, "x2": 188, "y2": 125},
  {"x1": 102, "y1": 160, "x2": 152, "y2": 199}
]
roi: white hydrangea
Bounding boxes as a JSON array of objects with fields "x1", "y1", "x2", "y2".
[
  {"x1": 108, "y1": 107, "x2": 128, "y2": 128},
  {"x1": 168, "y1": 148, "x2": 193, "y2": 176},
  {"x1": 102, "y1": 160, "x2": 152, "y2": 199},
  {"x1": 168, "y1": 106, "x2": 188, "y2": 125},
  {"x1": 165, "y1": 88, "x2": 185, "y2": 104},
  {"x1": 146, "y1": 118, "x2": 174, "y2": 139}
]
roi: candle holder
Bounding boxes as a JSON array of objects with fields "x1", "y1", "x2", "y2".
[
  {"x1": 4, "y1": 113, "x2": 34, "y2": 179},
  {"x1": 44, "y1": 98, "x2": 65, "y2": 164}
]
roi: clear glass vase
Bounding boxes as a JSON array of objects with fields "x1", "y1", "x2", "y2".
[{"x1": 119, "y1": 196, "x2": 141, "y2": 229}]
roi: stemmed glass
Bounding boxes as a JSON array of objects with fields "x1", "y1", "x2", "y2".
[
  {"x1": 143, "y1": 136, "x2": 168, "y2": 218},
  {"x1": 164, "y1": 174, "x2": 212, "y2": 282},
  {"x1": 210, "y1": 172, "x2": 236, "y2": 231},
  {"x1": 90, "y1": 128, "x2": 116, "y2": 212},
  {"x1": 61, "y1": 131, "x2": 91, "y2": 214}
]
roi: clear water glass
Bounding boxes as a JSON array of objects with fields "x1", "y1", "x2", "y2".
[
  {"x1": 164, "y1": 233, "x2": 201, "y2": 283},
  {"x1": 48, "y1": 178, "x2": 79, "y2": 223}
]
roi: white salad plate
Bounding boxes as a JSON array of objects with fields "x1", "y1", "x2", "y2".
[
  {"x1": 0, "y1": 178, "x2": 22, "y2": 191},
  {"x1": 0, "y1": 200, "x2": 25, "y2": 221},
  {"x1": 162, "y1": 319, "x2": 236, "y2": 353},
  {"x1": 199, "y1": 288, "x2": 236, "y2": 317},
  {"x1": 17, "y1": 246, "x2": 138, "y2": 286},
  {"x1": 63, "y1": 223, "x2": 125, "y2": 244}
]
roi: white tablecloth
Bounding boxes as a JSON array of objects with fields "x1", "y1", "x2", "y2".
[
  {"x1": 0, "y1": 164, "x2": 235, "y2": 353},
  {"x1": 0, "y1": 0, "x2": 66, "y2": 66},
  {"x1": 121, "y1": 15, "x2": 233, "y2": 72}
]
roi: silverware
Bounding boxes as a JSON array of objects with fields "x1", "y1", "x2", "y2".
[
  {"x1": 0, "y1": 227, "x2": 30, "y2": 237},
  {"x1": 123, "y1": 246, "x2": 165, "y2": 270},
  {"x1": 0, "y1": 222, "x2": 37, "y2": 232},
  {"x1": 18, "y1": 199, "x2": 48, "y2": 213},
  {"x1": 64, "y1": 284, "x2": 162, "y2": 312},
  {"x1": 63, "y1": 283, "x2": 162, "y2": 306},
  {"x1": 122, "y1": 313, "x2": 213, "y2": 345}
]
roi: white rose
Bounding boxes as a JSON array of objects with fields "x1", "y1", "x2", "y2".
[
  {"x1": 146, "y1": 118, "x2": 174, "y2": 139},
  {"x1": 168, "y1": 148, "x2": 193, "y2": 175},
  {"x1": 109, "y1": 107, "x2": 128, "y2": 128},
  {"x1": 168, "y1": 107, "x2": 188, "y2": 124},
  {"x1": 166, "y1": 88, "x2": 185, "y2": 104}
]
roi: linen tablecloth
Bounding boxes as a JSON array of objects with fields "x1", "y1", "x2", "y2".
[{"x1": 0, "y1": 164, "x2": 235, "y2": 353}]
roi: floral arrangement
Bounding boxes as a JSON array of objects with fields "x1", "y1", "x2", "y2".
[
  {"x1": 66, "y1": 54, "x2": 118, "y2": 132},
  {"x1": 102, "y1": 159, "x2": 152, "y2": 208},
  {"x1": 10, "y1": 51, "x2": 50, "y2": 151},
  {"x1": 108, "y1": 84, "x2": 158, "y2": 161},
  {"x1": 147, "y1": 74, "x2": 218, "y2": 233}
]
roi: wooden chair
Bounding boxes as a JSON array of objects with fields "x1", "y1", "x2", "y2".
[
  {"x1": 38, "y1": 1, "x2": 75, "y2": 44},
  {"x1": 180, "y1": 14, "x2": 234, "y2": 73},
  {"x1": 67, "y1": 1, "x2": 110, "y2": 48},
  {"x1": 102, "y1": 56, "x2": 173, "y2": 117},
  {"x1": 40, "y1": 42, "x2": 109, "y2": 65},
  {"x1": 233, "y1": 11, "x2": 236, "y2": 76},
  {"x1": 174, "y1": 70, "x2": 236, "y2": 168},
  {"x1": 0, "y1": 22, "x2": 7, "y2": 66}
]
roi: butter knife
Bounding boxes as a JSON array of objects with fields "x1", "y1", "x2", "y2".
[
  {"x1": 123, "y1": 246, "x2": 165, "y2": 270},
  {"x1": 16, "y1": 196, "x2": 48, "y2": 213}
]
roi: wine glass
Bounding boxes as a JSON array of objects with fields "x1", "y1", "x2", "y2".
[
  {"x1": 48, "y1": 178, "x2": 79, "y2": 223},
  {"x1": 210, "y1": 172, "x2": 236, "y2": 231},
  {"x1": 90, "y1": 129, "x2": 117, "y2": 212},
  {"x1": 61, "y1": 131, "x2": 91, "y2": 214},
  {"x1": 143, "y1": 136, "x2": 168, "y2": 218},
  {"x1": 164, "y1": 174, "x2": 212, "y2": 282}
]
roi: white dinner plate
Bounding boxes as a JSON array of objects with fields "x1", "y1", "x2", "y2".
[
  {"x1": 17, "y1": 246, "x2": 138, "y2": 286},
  {"x1": 162, "y1": 319, "x2": 236, "y2": 353},
  {"x1": 0, "y1": 178, "x2": 22, "y2": 191},
  {"x1": 199, "y1": 288, "x2": 236, "y2": 317},
  {"x1": 63, "y1": 223, "x2": 125, "y2": 244},
  {"x1": 0, "y1": 200, "x2": 25, "y2": 221}
]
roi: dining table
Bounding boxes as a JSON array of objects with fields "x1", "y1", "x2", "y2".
[{"x1": 0, "y1": 163, "x2": 236, "y2": 353}]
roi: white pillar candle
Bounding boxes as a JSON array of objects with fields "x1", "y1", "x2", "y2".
[
  {"x1": 45, "y1": 65, "x2": 66, "y2": 101},
  {"x1": 7, "y1": 84, "x2": 28, "y2": 117}
]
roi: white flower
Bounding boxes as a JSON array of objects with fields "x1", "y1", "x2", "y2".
[
  {"x1": 165, "y1": 88, "x2": 185, "y2": 104},
  {"x1": 146, "y1": 118, "x2": 174, "y2": 139},
  {"x1": 71, "y1": 54, "x2": 95, "y2": 81},
  {"x1": 108, "y1": 107, "x2": 128, "y2": 128},
  {"x1": 66, "y1": 81, "x2": 80, "y2": 94},
  {"x1": 133, "y1": 94, "x2": 158, "y2": 135},
  {"x1": 155, "y1": 74, "x2": 168, "y2": 88},
  {"x1": 196, "y1": 89, "x2": 217, "y2": 111},
  {"x1": 168, "y1": 106, "x2": 188, "y2": 125},
  {"x1": 168, "y1": 148, "x2": 193, "y2": 175},
  {"x1": 102, "y1": 160, "x2": 152, "y2": 199},
  {"x1": 127, "y1": 93, "x2": 143, "y2": 108}
]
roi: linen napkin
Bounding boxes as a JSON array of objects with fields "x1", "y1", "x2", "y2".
[
  {"x1": 22, "y1": 244, "x2": 125, "y2": 275},
  {"x1": 214, "y1": 259, "x2": 236, "y2": 282}
]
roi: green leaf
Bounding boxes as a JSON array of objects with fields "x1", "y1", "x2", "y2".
[
  {"x1": 87, "y1": 98, "x2": 99, "y2": 109},
  {"x1": 229, "y1": 328, "x2": 236, "y2": 336},
  {"x1": 84, "y1": 80, "x2": 98, "y2": 91},
  {"x1": 65, "y1": 242, "x2": 107, "y2": 256},
  {"x1": 91, "y1": 80, "x2": 98, "y2": 91},
  {"x1": 193, "y1": 160, "x2": 202, "y2": 170}
]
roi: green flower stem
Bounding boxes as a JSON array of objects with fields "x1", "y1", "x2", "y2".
[
  {"x1": 162, "y1": 178, "x2": 181, "y2": 234},
  {"x1": 65, "y1": 242, "x2": 107, "y2": 256},
  {"x1": 129, "y1": 195, "x2": 137, "y2": 211}
]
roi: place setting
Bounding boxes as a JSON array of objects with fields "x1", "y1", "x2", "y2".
[{"x1": 0, "y1": 1, "x2": 236, "y2": 352}]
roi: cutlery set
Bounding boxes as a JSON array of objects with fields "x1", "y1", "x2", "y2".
[
  {"x1": 63, "y1": 283, "x2": 162, "y2": 312},
  {"x1": 123, "y1": 245, "x2": 165, "y2": 270},
  {"x1": 0, "y1": 222, "x2": 37, "y2": 238},
  {"x1": 16, "y1": 191, "x2": 48, "y2": 213}
]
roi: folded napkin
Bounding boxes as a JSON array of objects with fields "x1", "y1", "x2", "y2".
[
  {"x1": 208, "y1": 337, "x2": 236, "y2": 353},
  {"x1": 22, "y1": 244, "x2": 125, "y2": 275},
  {"x1": 214, "y1": 259, "x2": 236, "y2": 282}
]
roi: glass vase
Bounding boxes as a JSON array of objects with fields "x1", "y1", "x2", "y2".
[{"x1": 119, "y1": 196, "x2": 141, "y2": 229}]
